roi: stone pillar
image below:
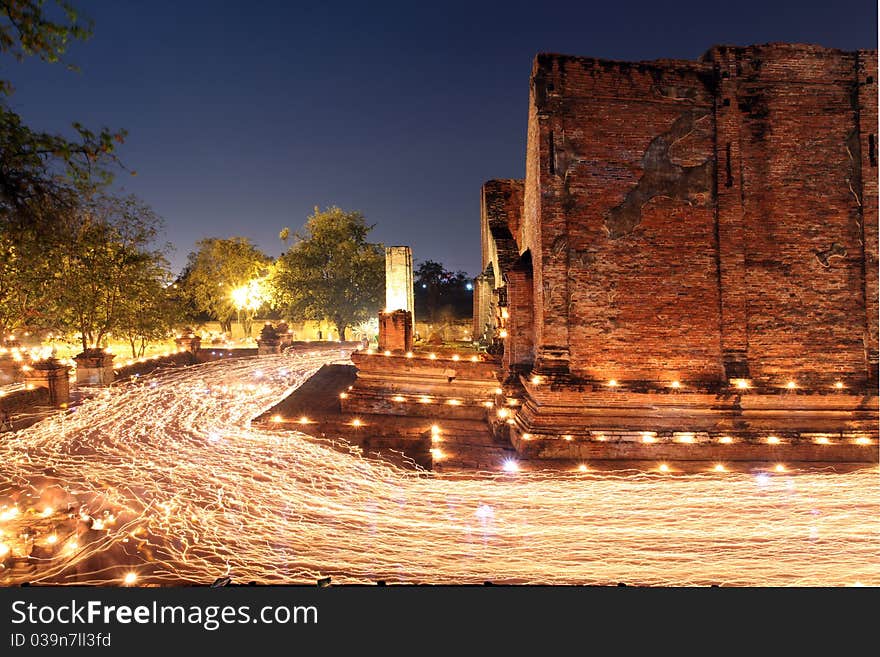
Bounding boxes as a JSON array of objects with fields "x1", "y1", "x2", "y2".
[
  {"x1": 22, "y1": 358, "x2": 70, "y2": 407},
  {"x1": 385, "y1": 246, "x2": 414, "y2": 329},
  {"x1": 174, "y1": 327, "x2": 202, "y2": 355},
  {"x1": 473, "y1": 271, "x2": 495, "y2": 345},
  {"x1": 74, "y1": 349, "x2": 115, "y2": 386},
  {"x1": 257, "y1": 323, "x2": 281, "y2": 355},
  {"x1": 3, "y1": 336, "x2": 21, "y2": 349},
  {"x1": 0, "y1": 352, "x2": 20, "y2": 385},
  {"x1": 378, "y1": 310, "x2": 412, "y2": 353},
  {"x1": 275, "y1": 322, "x2": 293, "y2": 348},
  {"x1": 503, "y1": 256, "x2": 535, "y2": 372}
]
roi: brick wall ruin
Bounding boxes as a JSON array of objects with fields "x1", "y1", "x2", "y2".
[
  {"x1": 478, "y1": 43, "x2": 878, "y2": 460},
  {"x1": 484, "y1": 43, "x2": 878, "y2": 390}
]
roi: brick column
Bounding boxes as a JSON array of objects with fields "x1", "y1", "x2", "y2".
[
  {"x1": 0, "y1": 352, "x2": 20, "y2": 385},
  {"x1": 257, "y1": 323, "x2": 282, "y2": 355},
  {"x1": 385, "y1": 246, "x2": 415, "y2": 330},
  {"x1": 74, "y1": 349, "x2": 115, "y2": 386},
  {"x1": 174, "y1": 327, "x2": 202, "y2": 355},
  {"x1": 378, "y1": 310, "x2": 412, "y2": 353},
  {"x1": 473, "y1": 272, "x2": 495, "y2": 344},
  {"x1": 503, "y1": 256, "x2": 535, "y2": 373},
  {"x1": 22, "y1": 358, "x2": 70, "y2": 407},
  {"x1": 532, "y1": 92, "x2": 571, "y2": 376}
]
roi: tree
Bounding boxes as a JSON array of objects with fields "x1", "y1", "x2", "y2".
[
  {"x1": 0, "y1": 199, "x2": 66, "y2": 335},
  {"x1": 0, "y1": 1, "x2": 125, "y2": 336},
  {"x1": 54, "y1": 194, "x2": 171, "y2": 353},
  {"x1": 272, "y1": 207, "x2": 384, "y2": 339},
  {"x1": 0, "y1": 1, "x2": 125, "y2": 227},
  {"x1": 116, "y1": 264, "x2": 183, "y2": 358},
  {"x1": 414, "y1": 260, "x2": 471, "y2": 323},
  {"x1": 179, "y1": 237, "x2": 270, "y2": 335}
]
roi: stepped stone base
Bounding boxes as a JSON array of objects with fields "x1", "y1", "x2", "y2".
[{"x1": 503, "y1": 376, "x2": 879, "y2": 463}]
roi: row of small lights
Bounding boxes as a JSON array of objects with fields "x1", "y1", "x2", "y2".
[
  {"x1": 0, "y1": 383, "x2": 38, "y2": 396},
  {"x1": 365, "y1": 349, "x2": 480, "y2": 363},
  {"x1": 262, "y1": 414, "x2": 875, "y2": 472},
  {"x1": 334, "y1": 384, "x2": 871, "y2": 452},
  {"x1": 529, "y1": 375, "x2": 851, "y2": 391},
  {"x1": 500, "y1": 460, "x2": 799, "y2": 475},
  {"x1": 269, "y1": 414, "x2": 451, "y2": 462},
  {"x1": 120, "y1": 347, "x2": 189, "y2": 368},
  {"x1": 514, "y1": 428, "x2": 873, "y2": 446}
]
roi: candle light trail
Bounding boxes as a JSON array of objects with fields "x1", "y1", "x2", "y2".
[{"x1": 0, "y1": 347, "x2": 877, "y2": 587}]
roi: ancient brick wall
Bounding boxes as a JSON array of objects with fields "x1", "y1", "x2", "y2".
[
  {"x1": 856, "y1": 49, "x2": 878, "y2": 382},
  {"x1": 477, "y1": 179, "x2": 530, "y2": 352},
  {"x1": 479, "y1": 180, "x2": 524, "y2": 287},
  {"x1": 527, "y1": 53, "x2": 722, "y2": 381},
  {"x1": 521, "y1": 45, "x2": 878, "y2": 388},
  {"x1": 502, "y1": 254, "x2": 534, "y2": 371},
  {"x1": 703, "y1": 44, "x2": 875, "y2": 387}
]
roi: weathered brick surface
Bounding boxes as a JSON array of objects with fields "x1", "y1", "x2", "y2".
[
  {"x1": 343, "y1": 351, "x2": 499, "y2": 419},
  {"x1": 378, "y1": 310, "x2": 413, "y2": 353},
  {"x1": 476, "y1": 180, "x2": 525, "y2": 344},
  {"x1": 480, "y1": 180, "x2": 524, "y2": 278},
  {"x1": 502, "y1": 255, "x2": 534, "y2": 370},
  {"x1": 857, "y1": 49, "x2": 879, "y2": 382},
  {"x1": 496, "y1": 44, "x2": 878, "y2": 388},
  {"x1": 474, "y1": 44, "x2": 878, "y2": 462},
  {"x1": 706, "y1": 45, "x2": 873, "y2": 386}
]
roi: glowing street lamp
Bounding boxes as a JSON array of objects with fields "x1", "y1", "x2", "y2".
[{"x1": 231, "y1": 279, "x2": 267, "y2": 339}]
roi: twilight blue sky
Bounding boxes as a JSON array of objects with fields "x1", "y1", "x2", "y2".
[{"x1": 5, "y1": 0, "x2": 877, "y2": 275}]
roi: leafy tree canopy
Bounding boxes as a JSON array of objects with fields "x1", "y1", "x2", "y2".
[
  {"x1": 53, "y1": 193, "x2": 172, "y2": 352},
  {"x1": 179, "y1": 237, "x2": 271, "y2": 334},
  {"x1": 0, "y1": 0, "x2": 126, "y2": 232},
  {"x1": 272, "y1": 207, "x2": 384, "y2": 337},
  {"x1": 414, "y1": 260, "x2": 472, "y2": 323}
]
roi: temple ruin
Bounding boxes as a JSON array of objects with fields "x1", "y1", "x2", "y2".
[{"x1": 478, "y1": 43, "x2": 879, "y2": 462}]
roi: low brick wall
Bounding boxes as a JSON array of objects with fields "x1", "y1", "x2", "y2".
[
  {"x1": 195, "y1": 348, "x2": 258, "y2": 363},
  {"x1": 506, "y1": 376, "x2": 879, "y2": 462},
  {"x1": 113, "y1": 351, "x2": 198, "y2": 380},
  {"x1": 511, "y1": 432, "x2": 878, "y2": 463},
  {"x1": 343, "y1": 351, "x2": 501, "y2": 420},
  {"x1": 0, "y1": 386, "x2": 49, "y2": 413}
]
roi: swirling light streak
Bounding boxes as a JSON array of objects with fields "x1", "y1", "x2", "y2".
[{"x1": 0, "y1": 347, "x2": 878, "y2": 587}]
